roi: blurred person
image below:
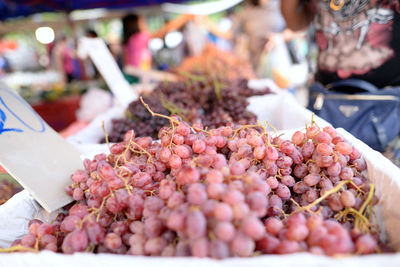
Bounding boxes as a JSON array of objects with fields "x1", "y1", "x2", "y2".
[
  {"x1": 281, "y1": 0, "x2": 400, "y2": 87},
  {"x1": 233, "y1": 0, "x2": 288, "y2": 69},
  {"x1": 183, "y1": 15, "x2": 233, "y2": 56},
  {"x1": 53, "y1": 35, "x2": 75, "y2": 83},
  {"x1": 281, "y1": 0, "x2": 400, "y2": 162},
  {"x1": 122, "y1": 13, "x2": 192, "y2": 71}
]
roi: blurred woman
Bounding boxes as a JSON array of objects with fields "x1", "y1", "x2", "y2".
[{"x1": 122, "y1": 13, "x2": 192, "y2": 71}]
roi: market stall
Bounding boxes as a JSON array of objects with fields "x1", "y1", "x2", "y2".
[{"x1": 0, "y1": 0, "x2": 400, "y2": 266}]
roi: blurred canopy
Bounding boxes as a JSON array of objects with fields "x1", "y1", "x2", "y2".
[{"x1": 0, "y1": 0, "x2": 186, "y2": 20}]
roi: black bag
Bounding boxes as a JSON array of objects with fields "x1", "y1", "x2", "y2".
[{"x1": 308, "y1": 79, "x2": 400, "y2": 151}]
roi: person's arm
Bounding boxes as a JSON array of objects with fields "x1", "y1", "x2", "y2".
[
  {"x1": 200, "y1": 16, "x2": 233, "y2": 40},
  {"x1": 151, "y1": 14, "x2": 193, "y2": 39},
  {"x1": 281, "y1": 0, "x2": 313, "y2": 31}
]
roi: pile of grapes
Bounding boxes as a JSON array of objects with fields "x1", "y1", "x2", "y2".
[
  {"x1": 8, "y1": 108, "x2": 383, "y2": 257},
  {"x1": 105, "y1": 77, "x2": 270, "y2": 143},
  {"x1": 0, "y1": 179, "x2": 22, "y2": 205}
]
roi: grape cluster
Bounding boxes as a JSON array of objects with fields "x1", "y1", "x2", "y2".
[
  {"x1": 105, "y1": 77, "x2": 270, "y2": 142},
  {"x1": 10, "y1": 115, "x2": 383, "y2": 257},
  {"x1": 0, "y1": 179, "x2": 22, "y2": 205}
]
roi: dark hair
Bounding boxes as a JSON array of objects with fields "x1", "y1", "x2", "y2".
[
  {"x1": 249, "y1": 0, "x2": 260, "y2": 6},
  {"x1": 122, "y1": 14, "x2": 140, "y2": 45},
  {"x1": 85, "y1": 29, "x2": 98, "y2": 38}
]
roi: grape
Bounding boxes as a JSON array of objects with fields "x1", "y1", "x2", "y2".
[
  {"x1": 302, "y1": 141, "x2": 315, "y2": 158},
  {"x1": 293, "y1": 163, "x2": 308, "y2": 178},
  {"x1": 340, "y1": 190, "x2": 356, "y2": 207},
  {"x1": 274, "y1": 240, "x2": 300, "y2": 254},
  {"x1": 328, "y1": 194, "x2": 344, "y2": 211},
  {"x1": 242, "y1": 216, "x2": 266, "y2": 240},
  {"x1": 306, "y1": 215, "x2": 323, "y2": 231},
  {"x1": 257, "y1": 234, "x2": 280, "y2": 253},
  {"x1": 323, "y1": 126, "x2": 337, "y2": 137},
  {"x1": 36, "y1": 223, "x2": 53, "y2": 237},
  {"x1": 176, "y1": 166, "x2": 199, "y2": 184},
  {"x1": 267, "y1": 176, "x2": 279, "y2": 189},
  {"x1": 305, "y1": 188, "x2": 318, "y2": 203},
  {"x1": 210, "y1": 240, "x2": 230, "y2": 259},
  {"x1": 281, "y1": 175, "x2": 296, "y2": 187},
  {"x1": 214, "y1": 203, "x2": 233, "y2": 221},
  {"x1": 288, "y1": 212, "x2": 306, "y2": 226},
  {"x1": 191, "y1": 237, "x2": 209, "y2": 257},
  {"x1": 293, "y1": 181, "x2": 309, "y2": 194},
  {"x1": 304, "y1": 174, "x2": 321, "y2": 187},
  {"x1": 356, "y1": 234, "x2": 377, "y2": 254},
  {"x1": 292, "y1": 131, "x2": 305, "y2": 146},
  {"x1": 230, "y1": 161, "x2": 245, "y2": 175},
  {"x1": 306, "y1": 126, "x2": 319, "y2": 139},
  {"x1": 353, "y1": 158, "x2": 367, "y2": 171},
  {"x1": 231, "y1": 233, "x2": 255, "y2": 257},
  {"x1": 316, "y1": 143, "x2": 333, "y2": 156},
  {"x1": 286, "y1": 224, "x2": 309, "y2": 241},
  {"x1": 265, "y1": 217, "x2": 283, "y2": 236},
  {"x1": 276, "y1": 184, "x2": 291, "y2": 200},
  {"x1": 206, "y1": 170, "x2": 223, "y2": 183},
  {"x1": 187, "y1": 210, "x2": 207, "y2": 239},
  {"x1": 232, "y1": 202, "x2": 250, "y2": 220},
  {"x1": 266, "y1": 146, "x2": 279, "y2": 161},
  {"x1": 215, "y1": 222, "x2": 235, "y2": 242},
  {"x1": 276, "y1": 156, "x2": 293, "y2": 169},
  {"x1": 336, "y1": 142, "x2": 353, "y2": 155},
  {"x1": 327, "y1": 162, "x2": 341, "y2": 177},
  {"x1": 21, "y1": 234, "x2": 36, "y2": 248},
  {"x1": 188, "y1": 183, "x2": 207, "y2": 205},
  {"x1": 144, "y1": 217, "x2": 163, "y2": 238},
  {"x1": 315, "y1": 131, "x2": 332, "y2": 144},
  {"x1": 223, "y1": 190, "x2": 244, "y2": 205},
  {"x1": 339, "y1": 167, "x2": 354, "y2": 180},
  {"x1": 253, "y1": 146, "x2": 266, "y2": 160},
  {"x1": 104, "y1": 233, "x2": 122, "y2": 250}
]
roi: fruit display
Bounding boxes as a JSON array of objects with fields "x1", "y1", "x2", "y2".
[
  {"x1": 105, "y1": 77, "x2": 271, "y2": 143},
  {"x1": 3, "y1": 103, "x2": 384, "y2": 257},
  {"x1": 176, "y1": 44, "x2": 255, "y2": 81}
]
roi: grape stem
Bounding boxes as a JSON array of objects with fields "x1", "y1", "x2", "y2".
[
  {"x1": 0, "y1": 245, "x2": 38, "y2": 253},
  {"x1": 140, "y1": 96, "x2": 180, "y2": 125},
  {"x1": 102, "y1": 121, "x2": 111, "y2": 151},
  {"x1": 292, "y1": 180, "x2": 352, "y2": 214}
]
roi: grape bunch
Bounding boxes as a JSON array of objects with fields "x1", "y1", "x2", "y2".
[
  {"x1": 0, "y1": 179, "x2": 22, "y2": 205},
  {"x1": 8, "y1": 110, "x2": 383, "y2": 257},
  {"x1": 105, "y1": 76, "x2": 270, "y2": 143}
]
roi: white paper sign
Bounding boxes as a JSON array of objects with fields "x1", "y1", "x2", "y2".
[
  {"x1": 0, "y1": 82, "x2": 82, "y2": 212},
  {"x1": 80, "y1": 37, "x2": 138, "y2": 107}
]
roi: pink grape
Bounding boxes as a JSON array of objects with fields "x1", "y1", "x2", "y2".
[
  {"x1": 214, "y1": 202, "x2": 233, "y2": 221},
  {"x1": 304, "y1": 174, "x2": 321, "y2": 186},
  {"x1": 340, "y1": 190, "x2": 356, "y2": 207},
  {"x1": 336, "y1": 142, "x2": 353, "y2": 155},
  {"x1": 231, "y1": 233, "x2": 255, "y2": 257},
  {"x1": 276, "y1": 184, "x2": 291, "y2": 200},
  {"x1": 356, "y1": 234, "x2": 377, "y2": 254},
  {"x1": 265, "y1": 217, "x2": 283, "y2": 236},
  {"x1": 286, "y1": 224, "x2": 309, "y2": 241},
  {"x1": 242, "y1": 216, "x2": 266, "y2": 240},
  {"x1": 292, "y1": 131, "x2": 305, "y2": 146},
  {"x1": 215, "y1": 222, "x2": 235, "y2": 242}
]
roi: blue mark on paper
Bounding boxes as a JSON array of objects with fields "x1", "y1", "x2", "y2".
[{"x1": 0, "y1": 87, "x2": 46, "y2": 135}]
